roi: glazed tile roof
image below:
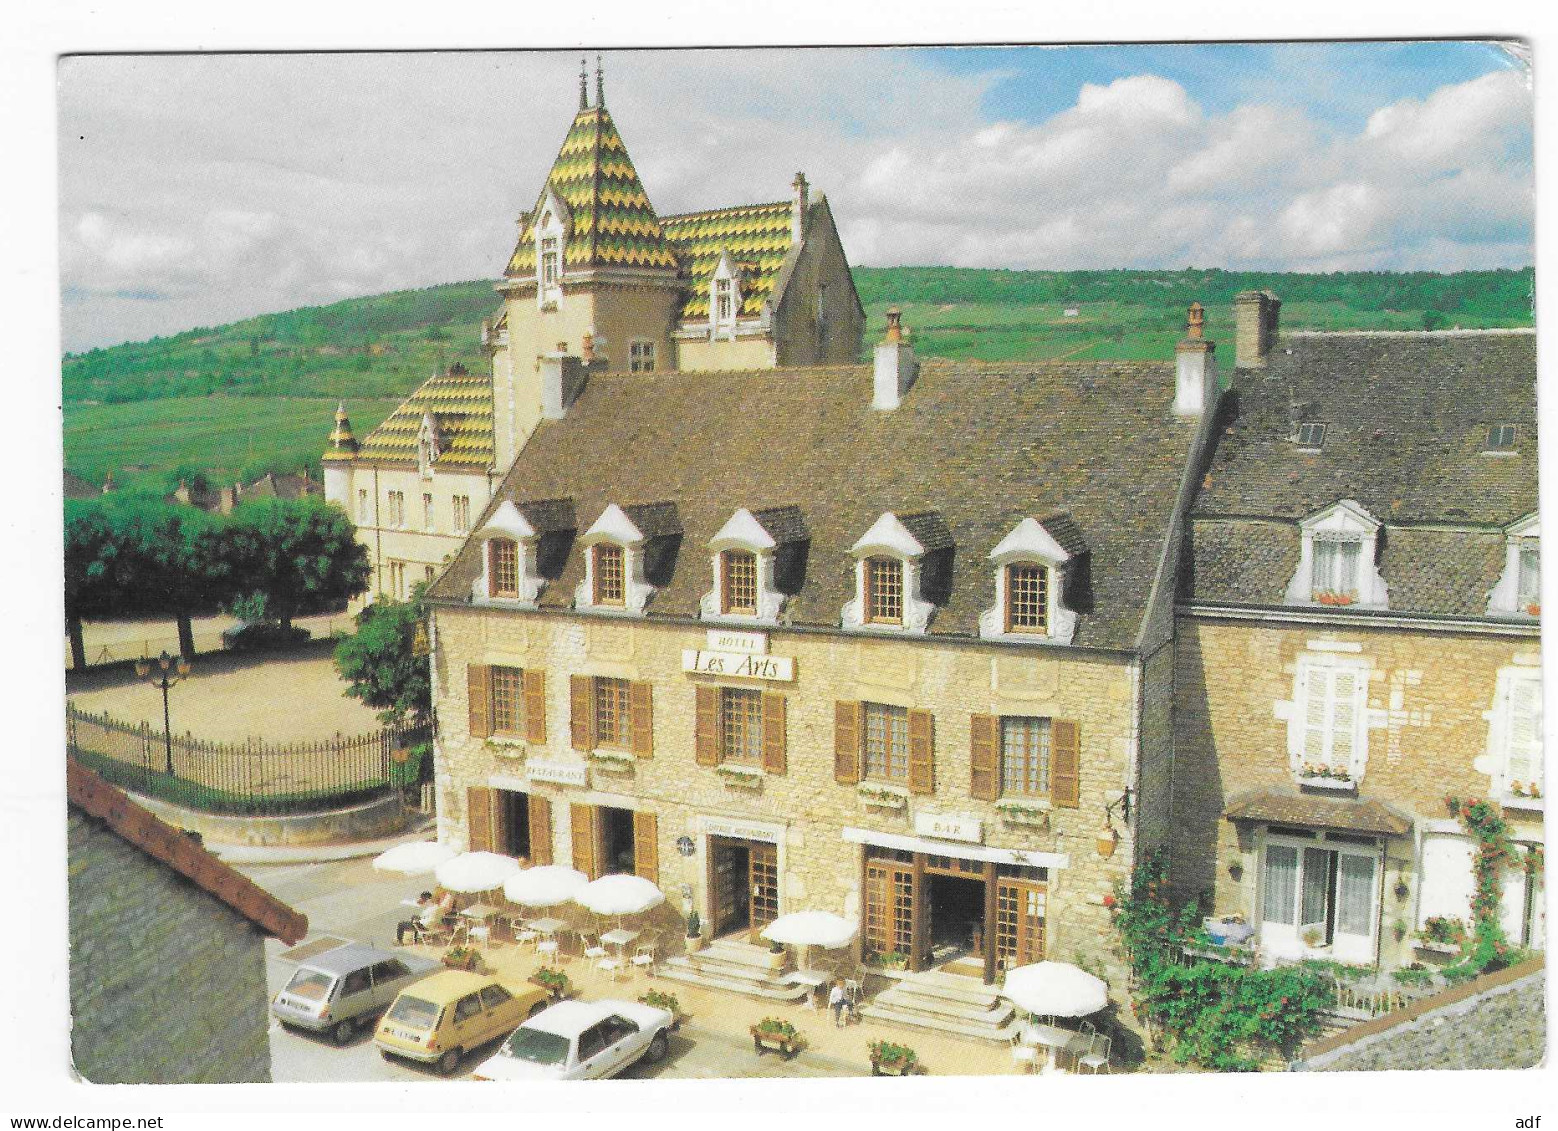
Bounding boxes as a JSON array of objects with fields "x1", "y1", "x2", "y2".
[
  {"x1": 430, "y1": 358, "x2": 1201, "y2": 650},
  {"x1": 660, "y1": 201, "x2": 795, "y2": 321},
  {"x1": 506, "y1": 107, "x2": 679, "y2": 277},
  {"x1": 354, "y1": 364, "x2": 495, "y2": 469},
  {"x1": 1185, "y1": 330, "x2": 1537, "y2": 616}
]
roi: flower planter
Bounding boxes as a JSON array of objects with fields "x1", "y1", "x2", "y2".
[
  {"x1": 716, "y1": 768, "x2": 764, "y2": 789},
  {"x1": 750, "y1": 1027, "x2": 806, "y2": 1059},
  {"x1": 859, "y1": 786, "x2": 908, "y2": 810},
  {"x1": 996, "y1": 804, "x2": 1050, "y2": 828},
  {"x1": 1297, "y1": 774, "x2": 1356, "y2": 794},
  {"x1": 1412, "y1": 939, "x2": 1460, "y2": 956},
  {"x1": 870, "y1": 1055, "x2": 921, "y2": 1076},
  {"x1": 590, "y1": 752, "x2": 635, "y2": 773},
  {"x1": 527, "y1": 974, "x2": 572, "y2": 1001},
  {"x1": 441, "y1": 949, "x2": 481, "y2": 972}
]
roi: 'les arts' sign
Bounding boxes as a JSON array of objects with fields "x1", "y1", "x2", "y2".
[{"x1": 681, "y1": 649, "x2": 795, "y2": 682}]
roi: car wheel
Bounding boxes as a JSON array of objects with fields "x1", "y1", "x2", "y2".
[
  {"x1": 643, "y1": 1032, "x2": 669, "y2": 1065},
  {"x1": 332, "y1": 1019, "x2": 356, "y2": 1046},
  {"x1": 437, "y1": 1049, "x2": 462, "y2": 1076}
]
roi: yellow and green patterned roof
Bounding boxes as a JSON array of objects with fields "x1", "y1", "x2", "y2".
[
  {"x1": 660, "y1": 201, "x2": 794, "y2": 321},
  {"x1": 353, "y1": 364, "x2": 494, "y2": 469},
  {"x1": 506, "y1": 107, "x2": 679, "y2": 277}
]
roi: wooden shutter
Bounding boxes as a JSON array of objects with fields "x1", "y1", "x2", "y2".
[
  {"x1": 761, "y1": 693, "x2": 787, "y2": 776},
  {"x1": 467, "y1": 787, "x2": 494, "y2": 852},
  {"x1": 1050, "y1": 719, "x2": 1080, "y2": 808},
  {"x1": 630, "y1": 682, "x2": 654, "y2": 758},
  {"x1": 633, "y1": 811, "x2": 659, "y2": 883},
  {"x1": 908, "y1": 708, "x2": 935, "y2": 795},
  {"x1": 969, "y1": 714, "x2": 999, "y2": 801},
  {"x1": 695, "y1": 685, "x2": 719, "y2": 767},
  {"x1": 834, "y1": 701, "x2": 862, "y2": 784},
  {"x1": 527, "y1": 795, "x2": 553, "y2": 866},
  {"x1": 570, "y1": 675, "x2": 595, "y2": 751},
  {"x1": 570, "y1": 804, "x2": 598, "y2": 879},
  {"x1": 523, "y1": 670, "x2": 547, "y2": 745},
  {"x1": 468, "y1": 664, "x2": 492, "y2": 739}
]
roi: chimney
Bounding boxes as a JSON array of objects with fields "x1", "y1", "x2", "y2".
[
  {"x1": 873, "y1": 309, "x2": 918, "y2": 411},
  {"x1": 480, "y1": 318, "x2": 491, "y2": 348},
  {"x1": 1174, "y1": 301, "x2": 1217, "y2": 418},
  {"x1": 540, "y1": 349, "x2": 587, "y2": 421},
  {"x1": 792, "y1": 172, "x2": 809, "y2": 244},
  {"x1": 1234, "y1": 290, "x2": 1281, "y2": 369}
]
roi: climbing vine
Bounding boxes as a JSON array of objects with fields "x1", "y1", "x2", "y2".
[{"x1": 1440, "y1": 796, "x2": 1533, "y2": 984}]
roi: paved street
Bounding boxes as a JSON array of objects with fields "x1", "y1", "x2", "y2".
[{"x1": 241, "y1": 855, "x2": 864, "y2": 1082}]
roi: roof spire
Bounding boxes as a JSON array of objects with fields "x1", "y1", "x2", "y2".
[
  {"x1": 579, "y1": 56, "x2": 589, "y2": 111},
  {"x1": 596, "y1": 53, "x2": 605, "y2": 109},
  {"x1": 323, "y1": 400, "x2": 359, "y2": 459}
]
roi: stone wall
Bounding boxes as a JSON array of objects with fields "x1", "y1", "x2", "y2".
[
  {"x1": 340, "y1": 461, "x2": 493, "y2": 597},
  {"x1": 431, "y1": 605, "x2": 1143, "y2": 985},
  {"x1": 1290, "y1": 957, "x2": 1546, "y2": 1072},
  {"x1": 67, "y1": 810, "x2": 273, "y2": 1084}
]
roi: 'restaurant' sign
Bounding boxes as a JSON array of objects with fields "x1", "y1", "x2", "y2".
[
  {"x1": 914, "y1": 812, "x2": 984, "y2": 844},
  {"x1": 682, "y1": 649, "x2": 795, "y2": 682},
  {"x1": 527, "y1": 760, "x2": 588, "y2": 788}
]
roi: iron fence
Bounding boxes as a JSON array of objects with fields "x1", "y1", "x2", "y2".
[{"x1": 65, "y1": 702, "x2": 430, "y2": 817}]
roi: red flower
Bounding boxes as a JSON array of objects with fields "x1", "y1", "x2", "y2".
[{"x1": 1103, "y1": 894, "x2": 1117, "y2": 909}]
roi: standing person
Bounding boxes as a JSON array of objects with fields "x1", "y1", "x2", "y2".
[
  {"x1": 396, "y1": 891, "x2": 434, "y2": 944},
  {"x1": 828, "y1": 979, "x2": 849, "y2": 1028}
]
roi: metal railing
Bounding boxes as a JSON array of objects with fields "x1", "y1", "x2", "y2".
[{"x1": 66, "y1": 702, "x2": 429, "y2": 817}]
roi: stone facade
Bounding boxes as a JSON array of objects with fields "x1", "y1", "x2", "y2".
[
  {"x1": 67, "y1": 810, "x2": 273, "y2": 1083},
  {"x1": 431, "y1": 604, "x2": 1148, "y2": 986},
  {"x1": 1172, "y1": 613, "x2": 1545, "y2": 970}
]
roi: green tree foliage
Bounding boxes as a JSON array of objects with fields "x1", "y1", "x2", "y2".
[
  {"x1": 333, "y1": 584, "x2": 431, "y2": 727},
  {"x1": 64, "y1": 500, "x2": 133, "y2": 669},
  {"x1": 223, "y1": 497, "x2": 370, "y2": 630}
]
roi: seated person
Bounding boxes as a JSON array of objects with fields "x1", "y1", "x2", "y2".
[{"x1": 396, "y1": 891, "x2": 434, "y2": 944}]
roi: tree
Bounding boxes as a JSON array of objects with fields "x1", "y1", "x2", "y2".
[
  {"x1": 333, "y1": 583, "x2": 431, "y2": 727},
  {"x1": 225, "y1": 497, "x2": 370, "y2": 630},
  {"x1": 111, "y1": 497, "x2": 230, "y2": 660},
  {"x1": 64, "y1": 500, "x2": 130, "y2": 670}
]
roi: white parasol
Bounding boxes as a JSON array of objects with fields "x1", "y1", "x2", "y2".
[
  {"x1": 504, "y1": 865, "x2": 588, "y2": 908},
  {"x1": 573, "y1": 873, "x2": 665, "y2": 930},
  {"x1": 371, "y1": 840, "x2": 458, "y2": 876},
  {"x1": 760, "y1": 911, "x2": 858, "y2": 975},
  {"x1": 1001, "y1": 961, "x2": 1109, "y2": 1019},
  {"x1": 434, "y1": 851, "x2": 522, "y2": 894}
]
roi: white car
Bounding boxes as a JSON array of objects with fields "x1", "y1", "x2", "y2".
[{"x1": 470, "y1": 998, "x2": 674, "y2": 1081}]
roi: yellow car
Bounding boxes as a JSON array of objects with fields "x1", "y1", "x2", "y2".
[{"x1": 374, "y1": 970, "x2": 549, "y2": 1075}]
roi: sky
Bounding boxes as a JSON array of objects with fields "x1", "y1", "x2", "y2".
[{"x1": 57, "y1": 42, "x2": 1533, "y2": 353}]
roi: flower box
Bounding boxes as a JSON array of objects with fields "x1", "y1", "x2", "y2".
[
  {"x1": 441, "y1": 947, "x2": 481, "y2": 972},
  {"x1": 750, "y1": 1021, "x2": 806, "y2": 1059},
  {"x1": 527, "y1": 970, "x2": 572, "y2": 1001},
  {"x1": 715, "y1": 765, "x2": 765, "y2": 788},
  {"x1": 858, "y1": 784, "x2": 909, "y2": 810},
  {"x1": 869, "y1": 1041, "x2": 921, "y2": 1076},
  {"x1": 1412, "y1": 939, "x2": 1461, "y2": 956},
  {"x1": 589, "y1": 749, "x2": 636, "y2": 772},
  {"x1": 996, "y1": 800, "x2": 1050, "y2": 827},
  {"x1": 1297, "y1": 774, "x2": 1357, "y2": 794},
  {"x1": 1314, "y1": 592, "x2": 1357, "y2": 607},
  {"x1": 638, "y1": 990, "x2": 686, "y2": 1030}
]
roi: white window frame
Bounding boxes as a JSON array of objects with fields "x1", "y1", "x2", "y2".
[
  {"x1": 699, "y1": 508, "x2": 786, "y2": 624},
  {"x1": 709, "y1": 252, "x2": 741, "y2": 340},
  {"x1": 978, "y1": 517, "x2": 1078, "y2": 644},
  {"x1": 453, "y1": 495, "x2": 471, "y2": 535},
  {"x1": 470, "y1": 501, "x2": 545, "y2": 608},
  {"x1": 357, "y1": 488, "x2": 369, "y2": 524},
  {"x1": 1487, "y1": 513, "x2": 1540, "y2": 617},
  {"x1": 387, "y1": 491, "x2": 406, "y2": 530},
  {"x1": 1279, "y1": 652, "x2": 1380, "y2": 788},
  {"x1": 574, "y1": 504, "x2": 654, "y2": 616},
  {"x1": 416, "y1": 413, "x2": 438, "y2": 480},
  {"x1": 1479, "y1": 664, "x2": 1544, "y2": 804},
  {"x1": 422, "y1": 492, "x2": 434, "y2": 532},
  {"x1": 1256, "y1": 828, "x2": 1381, "y2": 964},
  {"x1": 841, "y1": 513, "x2": 934, "y2": 635},
  {"x1": 534, "y1": 187, "x2": 570, "y2": 310},
  {"x1": 1284, "y1": 499, "x2": 1388, "y2": 609}
]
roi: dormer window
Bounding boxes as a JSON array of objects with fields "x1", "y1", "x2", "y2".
[
  {"x1": 841, "y1": 512, "x2": 948, "y2": 635},
  {"x1": 1005, "y1": 563, "x2": 1049, "y2": 633},
  {"x1": 1488, "y1": 513, "x2": 1540, "y2": 617},
  {"x1": 416, "y1": 412, "x2": 440, "y2": 479},
  {"x1": 709, "y1": 252, "x2": 742, "y2": 338},
  {"x1": 488, "y1": 539, "x2": 520, "y2": 599},
  {"x1": 541, "y1": 236, "x2": 560, "y2": 289},
  {"x1": 1485, "y1": 424, "x2": 1517, "y2": 453},
  {"x1": 864, "y1": 558, "x2": 904, "y2": 625},
  {"x1": 575, "y1": 503, "x2": 676, "y2": 616},
  {"x1": 1285, "y1": 500, "x2": 1388, "y2": 609},
  {"x1": 593, "y1": 544, "x2": 625, "y2": 606},
  {"x1": 700, "y1": 506, "x2": 802, "y2": 624},
  {"x1": 1294, "y1": 422, "x2": 1326, "y2": 450},
  {"x1": 534, "y1": 189, "x2": 570, "y2": 309},
  {"x1": 1518, "y1": 542, "x2": 1540, "y2": 608},
  {"x1": 715, "y1": 278, "x2": 734, "y2": 324},
  {"x1": 470, "y1": 499, "x2": 564, "y2": 608},
  {"x1": 979, "y1": 515, "x2": 1083, "y2": 645},
  {"x1": 721, "y1": 551, "x2": 758, "y2": 615}
]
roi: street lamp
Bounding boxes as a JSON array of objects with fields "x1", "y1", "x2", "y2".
[{"x1": 135, "y1": 650, "x2": 190, "y2": 775}]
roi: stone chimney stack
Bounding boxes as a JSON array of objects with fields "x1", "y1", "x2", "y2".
[
  {"x1": 873, "y1": 308, "x2": 918, "y2": 411},
  {"x1": 540, "y1": 348, "x2": 587, "y2": 421},
  {"x1": 1234, "y1": 290, "x2": 1281, "y2": 369},
  {"x1": 792, "y1": 172, "x2": 809, "y2": 244},
  {"x1": 1174, "y1": 301, "x2": 1217, "y2": 418}
]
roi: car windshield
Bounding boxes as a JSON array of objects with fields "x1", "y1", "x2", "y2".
[
  {"x1": 501, "y1": 1027, "x2": 571, "y2": 1066},
  {"x1": 386, "y1": 996, "x2": 440, "y2": 1029},
  {"x1": 283, "y1": 970, "x2": 335, "y2": 1001}
]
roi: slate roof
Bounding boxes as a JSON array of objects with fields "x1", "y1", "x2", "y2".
[
  {"x1": 1186, "y1": 330, "x2": 1538, "y2": 616},
  {"x1": 353, "y1": 364, "x2": 495, "y2": 469},
  {"x1": 67, "y1": 760, "x2": 308, "y2": 944},
  {"x1": 1224, "y1": 787, "x2": 1413, "y2": 836},
  {"x1": 429, "y1": 359, "x2": 1202, "y2": 650},
  {"x1": 660, "y1": 201, "x2": 794, "y2": 322}
]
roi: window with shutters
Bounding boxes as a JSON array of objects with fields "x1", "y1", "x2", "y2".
[
  {"x1": 721, "y1": 551, "x2": 758, "y2": 615},
  {"x1": 488, "y1": 539, "x2": 520, "y2": 599},
  {"x1": 491, "y1": 666, "x2": 525, "y2": 736},
  {"x1": 864, "y1": 702, "x2": 910, "y2": 782},
  {"x1": 1000, "y1": 717, "x2": 1051, "y2": 796},
  {"x1": 719, "y1": 687, "x2": 764, "y2": 765},
  {"x1": 594, "y1": 677, "x2": 633, "y2": 750},
  {"x1": 1490, "y1": 666, "x2": 1543, "y2": 799},
  {"x1": 1005, "y1": 564, "x2": 1049, "y2": 633},
  {"x1": 1291, "y1": 657, "x2": 1368, "y2": 783},
  {"x1": 865, "y1": 558, "x2": 903, "y2": 625},
  {"x1": 593, "y1": 544, "x2": 625, "y2": 606}
]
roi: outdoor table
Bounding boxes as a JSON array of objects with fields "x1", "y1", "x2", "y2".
[
  {"x1": 1026, "y1": 1022, "x2": 1079, "y2": 1074},
  {"x1": 790, "y1": 968, "x2": 830, "y2": 1010},
  {"x1": 526, "y1": 916, "x2": 568, "y2": 936},
  {"x1": 600, "y1": 927, "x2": 641, "y2": 950},
  {"x1": 461, "y1": 902, "x2": 502, "y2": 922}
]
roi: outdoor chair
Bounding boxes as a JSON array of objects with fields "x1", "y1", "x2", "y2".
[
  {"x1": 631, "y1": 937, "x2": 658, "y2": 977},
  {"x1": 843, "y1": 978, "x2": 862, "y2": 1008},
  {"x1": 466, "y1": 924, "x2": 492, "y2": 951},
  {"x1": 597, "y1": 954, "x2": 626, "y2": 982},
  {"x1": 1071, "y1": 1019, "x2": 1096, "y2": 1067},
  {"x1": 535, "y1": 936, "x2": 560, "y2": 961},
  {"x1": 1009, "y1": 1031, "x2": 1039, "y2": 1075},
  {"x1": 1077, "y1": 1033, "x2": 1111, "y2": 1074},
  {"x1": 580, "y1": 931, "x2": 608, "y2": 967}
]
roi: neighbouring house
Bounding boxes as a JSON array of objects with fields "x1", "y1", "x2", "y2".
[
  {"x1": 325, "y1": 64, "x2": 864, "y2": 602},
  {"x1": 66, "y1": 760, "x2": 307, "y2": 1083},
  {"x1": 1173, "y1": 292, "x2": 1542, "y2": 970},
  {"x1": 167, "y1": 470, "x2": 322, "y2": 516}
]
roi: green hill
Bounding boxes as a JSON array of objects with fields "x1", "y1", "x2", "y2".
[{"x1": 62, "y1": 266, "x2": 1533, "y2": 492}]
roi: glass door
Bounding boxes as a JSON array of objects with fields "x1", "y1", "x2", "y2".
[
  {"x1": 1259, "y1": 836, "x2": 1378, "y2": 963},
  {"x1": 1332, "y1": 852, "x2": 1378, "y2": 963},
  {"x1": 863, "y1": 861, "x2": 915, "y2": 962},
  {"x1": 994, "y1": 880, "x2": 1046, "y2": 970},
  {"x1": 748, "y1": 843, "x2": 780, "y2": 943}
]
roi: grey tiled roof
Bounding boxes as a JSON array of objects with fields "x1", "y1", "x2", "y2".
[
  {"x1": 431, "y1": 358, "x2": 1202, "y2": 650},
  {"x1": 519, "y1": 498, "x2": 577, "y2": 534},
  {"x1": 752, "y1": 505, "x2": 808, "y2": 544},
  {"x1": 1186, "y1": 330, "x2": 1537, "y2": 616},
  {"x1": 1224, "y1": 787, "x2": 1413, "y2": 836}
]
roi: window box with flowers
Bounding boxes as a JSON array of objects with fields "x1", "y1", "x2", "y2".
[
  {"x1": 715, "y1": 763, "x2": 765, "y2": 789},
  {"x1": 1296, "y1": 763, "x2": 1357, "y2": 793},
  {"x1": 484, "y1": 737, "x2": 528, "y2": 761},
  {"x1": 589, "y1": 748, "x2": 636, "y2": 772},
  {"x1": 995, "y1": 798, "x2": 1051, "y2": 827},
  {"x1": 1414, "y1": 915, "x2": 1467, "y2": 956},
  {"x1": 1503, "y1": 781, "x2": 1544, "y2": 811},
  {"x1": 858, "y1": 783, "x2": 909, "y2": 810},
  {"x1": 1313, "y1": 591, "x2": 1356, "y2": 607}
]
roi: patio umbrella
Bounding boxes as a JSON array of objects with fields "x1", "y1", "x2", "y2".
[
  {"x1": 760, "y1": 911, "x2": 858, "y2": 975},
  {"x1": 503, "y1": 865, "x2": 588, "y2": 908},
  {"x1": 1001, "y1": 961, "x2": 1109, "y2": 1019},
  {"x1": 572, "y1": 873, "x2": 665, "y2": 931},
  {"x1": 434, "y1": 851, "x2": 522, "y2": 894},
  {"x1": 371, "y1": 840, "x2": 458, "y2": 876}
]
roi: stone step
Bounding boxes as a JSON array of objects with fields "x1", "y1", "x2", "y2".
[
  {"x1": 895, "y1": 970, "x2": 1003, "y2": 1009},
  {"x1": 875, "y1": 985, "x2": 1015, "y2": 1027},
  {"x1": 678, "y1": 953, "x2": 797, "y2": 987},
  {"x1": 857, "y1": 1001, "x2": 1022, "y2": 1045},
  {"x1": 703, "y1": 938, "x2": 791, "y2": 973},
  {"x1": 658, "y1": 958, "x2": 811, "y2": 1003}
]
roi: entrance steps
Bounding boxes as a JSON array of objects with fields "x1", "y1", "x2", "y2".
[
  {"x1": 858, "y1": 969, "x2": 1020, "y2": 1044},
  {"x1": 658, "y1": 938, "x2": 811, "y2": 1004}
]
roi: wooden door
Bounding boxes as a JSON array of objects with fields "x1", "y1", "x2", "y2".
[
  {"x1": 994, "y1": 879, "x2": 1047, "y2": 970},
  {"x1": 710, "y1": 839, "x2": 745, "y2": 937},
  {"x1": 570, "y1": 804, "x2": 599, "y2": 880},
  {"x1": 863, "y1": 860, "x2": 915, "y2": 962},
  {"x1": 747, "y1": 842, "x2": 780, "y2": 943}
]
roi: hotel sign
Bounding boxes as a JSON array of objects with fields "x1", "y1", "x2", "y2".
[
  {"x1": 706, "y1": 629, "x2": 768, "y2": 654},
  {"x1": 682, "y1": 649, "x2": 795, "y2": 682},
  {"x1": 527, "y1": 760, "x2": 588, "y2": 788},
  {"x1": 914, "y1": 812, "x2": 984, "y2": 845}
]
